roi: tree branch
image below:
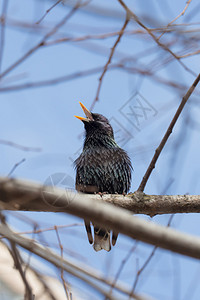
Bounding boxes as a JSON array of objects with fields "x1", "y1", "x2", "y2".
[
  {"x1": 0, "y1": 177, "x2": 200, "y2": 215},
  {"x1": 0, "y1": 2, "x2": 81, "y2": 80},
  {"x1": 9, "y1": 241, "x2": 34, "y2": 300},
  {"x1": 0, "y1": 0, "x2": 9, "y2": 72},
  {"x1": 1, "y1": 177, "x2": 200, "y2": 259},
  {"x1": 0, "y1": 222, "x2": 140, "y2": 299},
  {"x1": 117, "y1": 0, "x2": 196, "y2": 76},
  {"x1": 138, "y1": 73, "x2": 200, "y2": 192},
  {"x1": 91, "y1": 16, "x2": 129, "y2": 110}
]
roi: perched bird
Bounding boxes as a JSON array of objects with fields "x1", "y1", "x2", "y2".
[{"x1": 74, "y1": 102, "x2": 132, "y2": 251}]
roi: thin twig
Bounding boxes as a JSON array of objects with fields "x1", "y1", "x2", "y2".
[
  {"x1": 44, "y1": 24, "x2": 200, "y2": 47},
  {"x1": 0, "y1": 139, "x2": 41, "y2": 152},
  {"x1": 0, "y1": 65, "x2": 111, "y2": 92},
  {"x1": 131, "y1": 246, "x2": 157, "y2": 297},
  {"x1": 9, "y1": 241, "x2": 34, "y2": 299},
  {"x1": 179, "y1": 49, "x2": 200, "y2": 58},
  {"x1": 130, "y1": 215, "x2": 174, "y2": 296},
  {"x1": 0, "y1": 0, "x2": 9, "y2": 73},
  {"x1": 54, "y1": 226, "x2": 71, "y2": 300},
  {"x1": 12, "y1": 223, "x2": 82, "y2": 236},
  {"x1": 138, "y1": 73, "x2": 200, "y2": 192},
  {"x1": 117, "y1": 0, "x2": 196, "y2": 76},
  {"x1": 36, "y1": 0, "x2": 63, "y2": 24},
  {"x1": 7, "y1": 158, "x2": 26, "y2": 177},
  {"x1": 23, "y1": 225, "x2": 37, "y2": 283},
  {"x1": 158, "y1": 0, "x2": 193, "y2": 40},
  {"x1": 44, "y1": 29, "x2": 138, "y2": 46},
  {"x1": 90, "y1": 16, "x2": 129, "y2": 110},
  {"x1": 0, "y1": 2, "x2": 82, "y2": 80},
  {"x1": 107, "y1": 242, "x2": 138, "y2": 299},
  {"x1": 0, "y1": 63, "x2": 190, "y2": 94},
  {"x1": 31, "y1": 269, "x2": 57, "y2": 300}
]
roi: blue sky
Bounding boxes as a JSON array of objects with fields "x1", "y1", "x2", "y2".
[{"x1": 1, "y1": 0, "x2": 200, "y2": 299}]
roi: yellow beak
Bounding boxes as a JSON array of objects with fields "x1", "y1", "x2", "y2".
[{"x1": 75, "y1": 102, "x2": 93, "y2": 122}]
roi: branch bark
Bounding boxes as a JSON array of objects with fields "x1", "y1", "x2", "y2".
[
  {"x1": 1, "y1": 177, "x2": 200, "y2": 259},
  {"x1": 0, "y1": 177, "x2": 200, "y2": 215}
]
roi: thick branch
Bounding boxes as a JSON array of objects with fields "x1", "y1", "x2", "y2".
[
  {"x1": 0, "y1": 177, "x2": 199, "y2": 215},
  {"x1": 1, "y1": 177, "x2": 200, "y2": 259}
]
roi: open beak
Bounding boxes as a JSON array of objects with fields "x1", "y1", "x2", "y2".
[{"x1": 75, "y1": 102, "x2": 93, "y2": 122}]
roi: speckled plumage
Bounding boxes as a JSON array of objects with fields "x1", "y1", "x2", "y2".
[
  {"x1": 75, "y1": 146, "x2": 131, "y2": 194},
  {"x1": 75, "y1": 111, "x2": 132, "y2": 251}
]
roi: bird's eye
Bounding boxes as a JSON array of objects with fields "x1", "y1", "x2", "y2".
[{"x1": 93, "y1": 117, "x2": 100, "y2": 122}]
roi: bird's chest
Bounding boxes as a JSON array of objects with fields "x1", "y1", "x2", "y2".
[
  {"x1": 78, "y1": 151, "x2": 112, "y2": 177},
  {"x1": 76, "y1": 149, "x2": 126, "y2": 193}
]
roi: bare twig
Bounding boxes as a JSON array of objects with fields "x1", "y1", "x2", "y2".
[
  {"x1": 90, "y1": 16, "x2": 129, "y2": 110},
  {"x1": 169, "y1": 0, "x2": 193, "y2": 24},
  {"x1": 44, "y1": 29, "x2": 141, "y2": 46},
  {"x1": 9, "y1": 241, "x2": 34, "y2": 300},
  {"x1": 14, "y1": 223, "x2": 82, "y2": 236},
  {"x1": 0, "y1": 61, "x2": 190, "y2": 94},
  {"x1": 108, "y1": 242, "x2": 138, "y2": 299},
  {"x1": 138, "y1": 73, "x2": 200, "y2": 192},
  {"x1": 36, "y1": 0, "x2": 63, "y2": 24},
  {"x1": 7, "y1": 158, "x2": 26, "y2": 177},
  {"x1": 0, "y1": 139, "x2": 41, "y2": 152},
  {"x1": 0, "y1": 0, "x2": 9, "y2": 72},
  {"x1": 130, "y1": 215, "x2": 174, "y2": 296},
  {"x1": 117, "y1": 0, "x2": 196, "y2": 76},
  {"x1": 158, "y1": 0, "x2": 193, "y2": 40},
  {"x1": 54, "y1": 226, "x2": 71, "y2": 300},
  {"x1": 0, "y1": 65, "x2": 111, "y2": 92},
  {"x1": 179, "y1": 49, "x2": 200, "y2": 58},
  {"x1": 0, "y1": 2, "x2": 81, "y2": 80},
  {"x1": 30, "y1": 268, "x2": 57, "y2": 300},
  {"x1": 131, "y1": 247, "x2": 157, "y2": 298}
]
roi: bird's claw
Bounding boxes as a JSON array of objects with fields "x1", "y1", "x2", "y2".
[{"x1": 97, "y1": 192, "x2": 108, "y2": 197}]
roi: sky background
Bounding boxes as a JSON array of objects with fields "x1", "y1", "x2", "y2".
[{"x1": 1, "y1": 0, "x2": 200, "y2": 299}]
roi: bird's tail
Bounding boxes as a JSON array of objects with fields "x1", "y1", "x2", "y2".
[
  {"x1": 84, "y1": 221, "x2": 118, "y2": 251},
  {"x1": 93, "y1": 226, "x2": 111, "y2": 252}
]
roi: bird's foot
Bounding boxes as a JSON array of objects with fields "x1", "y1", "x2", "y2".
[
  {"x1": 114, "y1": 192, "x2": 126, "y2": 196},
  {"x1": 97, "y1": 192, "x2": 108, "y2": 197}
]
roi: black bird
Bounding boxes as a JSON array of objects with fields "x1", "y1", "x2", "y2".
[{"x1": 74, "y1": 102, "x2": 132, "y2": 251}]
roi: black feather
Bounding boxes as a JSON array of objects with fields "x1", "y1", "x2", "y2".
[{"x1": 75, "y1": 112, "x2": 132, "y2": 251}]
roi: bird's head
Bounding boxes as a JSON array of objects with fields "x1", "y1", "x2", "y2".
[{"x1": 75, "y1": 102, "x2": 114, "y2": 138}]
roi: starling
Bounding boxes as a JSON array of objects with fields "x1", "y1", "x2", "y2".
[{"x1": 74, "y1": 102, "x2": 132, "y2": 251}]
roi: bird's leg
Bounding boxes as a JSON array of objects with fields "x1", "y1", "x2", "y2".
[
  {"x1": 112, "y1": 231, "x2": 118, "y2": 246},
  {"x1": 84, "y1": 220, "x2": 93, "y2": 244}
]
